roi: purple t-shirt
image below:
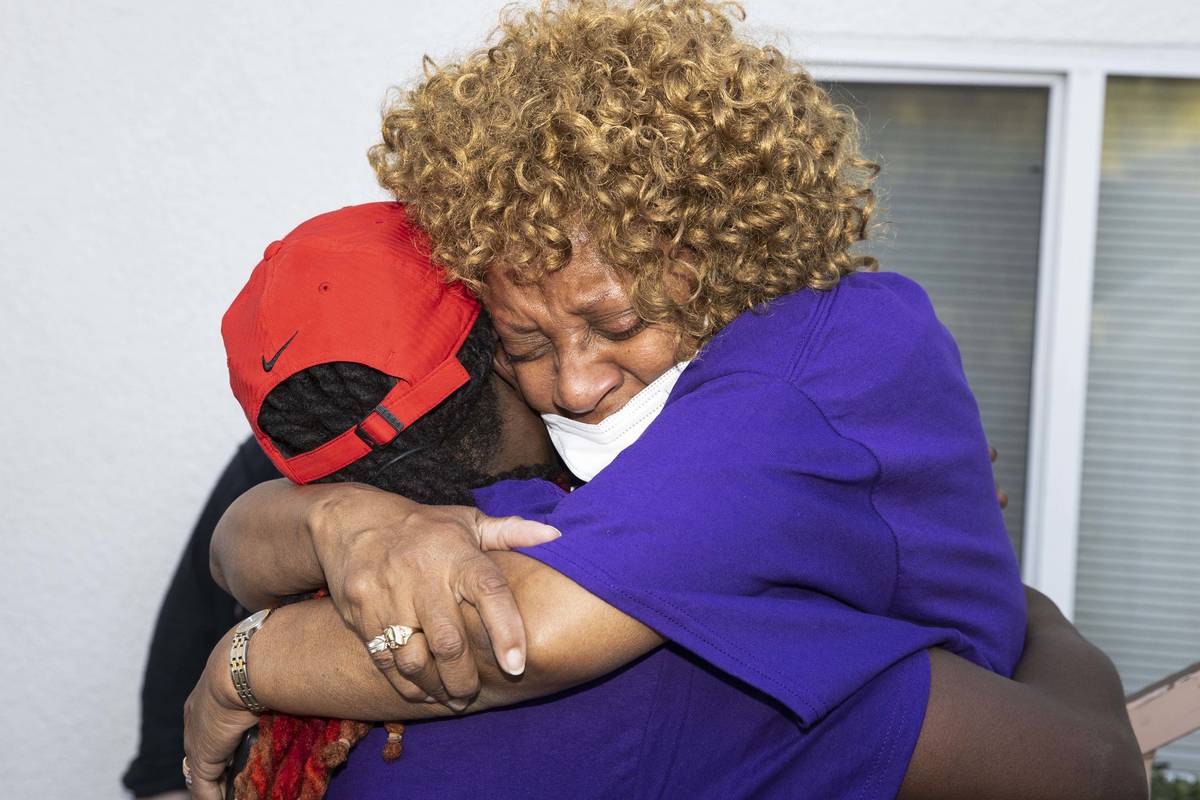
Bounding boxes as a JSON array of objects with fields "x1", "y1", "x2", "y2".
[
  {"x1": 329, "y1": 480, "x2": 930, "y2": 800},
  {"x1": 327, "y1": 271, "x2": 1025, "y2": 798}
]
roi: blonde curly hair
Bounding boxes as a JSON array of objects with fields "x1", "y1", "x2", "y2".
[{"x1": 369, "y1": 0, "x2": 878, "y2": 354}]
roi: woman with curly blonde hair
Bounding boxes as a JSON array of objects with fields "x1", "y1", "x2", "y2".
[
  {"x1": 372, "y1": 0, "x2": 877, "y2": 352},
  {"x1": 185, "y1": 2, "x2": 1145, "y2": 798}
]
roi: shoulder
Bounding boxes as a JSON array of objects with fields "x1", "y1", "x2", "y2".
[
  {"x1": 800, "y1": 271, "x2": 962, "y2": 391},
  {"x1": 684, "y1": 271, "x2": 946, "y2": 390},
  {"x1": 472, "y1": 478, "x2": 567, "y2": 519},
  {"x1": 825, "y1": 270, "x2": 938, "y2": 322},
  {"x1": 818, "y1": 271, "x2": 943, "y2": 348}
]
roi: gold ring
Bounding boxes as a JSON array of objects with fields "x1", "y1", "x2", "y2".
[
  {"x1": 382, "y1": 624, "x2": 419, "y2": 650},
  {"x1": 182, "y1": 755, "x2": 193, "y2": 787}
]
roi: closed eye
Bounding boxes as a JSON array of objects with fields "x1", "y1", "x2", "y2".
[
  {"x1": 599, "y1": 319, "x2": 648, "y2": 342},
  {"x1": 501, "y1": 336, "x2": 551, "y2": 364}
]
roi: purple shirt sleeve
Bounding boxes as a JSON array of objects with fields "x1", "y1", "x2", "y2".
[{"x1": 520, "y1": 369, "x2": 958, "y2": 725}]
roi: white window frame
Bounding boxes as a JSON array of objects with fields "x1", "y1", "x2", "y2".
[{"x1": 804, "y1": 39, "x2": 1200, "y2": 620}]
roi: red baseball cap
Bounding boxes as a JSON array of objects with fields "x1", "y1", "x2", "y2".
[{"x1": 222, "y1": 202, "x2": 480, "y2": 484}]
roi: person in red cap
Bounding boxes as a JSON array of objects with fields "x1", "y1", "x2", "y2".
[
  {"x1": 204, "y1": 201, "x2": 569, "y2": 798},
  {"x1": 222, "y1": 201, "x2": 558, "y2": 495}
]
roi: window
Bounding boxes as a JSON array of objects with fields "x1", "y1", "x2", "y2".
[{"x1": 1074, "y1": 76, "x2": 1200, "y2": 773}]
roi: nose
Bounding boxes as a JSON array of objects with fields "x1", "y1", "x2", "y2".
[{"x1": 553, "y1": 350, "x2": 623, "y2": 417}]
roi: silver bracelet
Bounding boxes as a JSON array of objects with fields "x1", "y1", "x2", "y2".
[{"x1": 229, "y1": 608, "x2": 272, "y2": 713}]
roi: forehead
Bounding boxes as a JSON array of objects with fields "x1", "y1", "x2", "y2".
[{"x1": 483, "y1": 240, "x2": 631, "y2": 330}]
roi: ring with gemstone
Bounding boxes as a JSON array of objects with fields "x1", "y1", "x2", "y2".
[{"x1": 182, "y1": 756, "x2": 193, "y2": 787}]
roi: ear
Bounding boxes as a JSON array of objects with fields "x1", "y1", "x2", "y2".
[
  {"x1": 663, "y1": 247, "x2": 699, "y2": 306},
  {"x1": 492, "y1": 342, "x2": 520, "y2": 391}
]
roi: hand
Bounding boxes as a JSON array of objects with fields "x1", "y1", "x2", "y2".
[
  {"x1": 308, "y1": 484, "x2": 560, "y2": 709},
  {"x1": 989, "y1": 445, "x2": 1009, "y2": 509},
  {"x1": 182, "y1": 631, "x2": 259, "y2": 800}
]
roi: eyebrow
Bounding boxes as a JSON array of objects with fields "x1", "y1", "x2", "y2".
[
  {"x1": 498, "y1": 318, "x2": 542, "y2": 335},
  {"x1": 570, "y1": 292, "x2": 635, "y2": 320},
  {"x1": 495, "y1": 290, "x2": 635, "y2": 334}
]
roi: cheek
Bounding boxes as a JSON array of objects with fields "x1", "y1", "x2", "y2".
[
  {"x1": 622, "y1": 327, "x2": 681, "y2": 384},
  {"x1": 508, "y1": 360, "x2": 560, "y2": 414}
]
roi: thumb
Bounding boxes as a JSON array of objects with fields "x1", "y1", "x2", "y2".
[{"x1": 477, "y1": 514, "x2": 562, "y2": 551}]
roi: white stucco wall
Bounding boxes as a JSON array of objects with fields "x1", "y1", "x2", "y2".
[{"x1": 1, "y1": 2, "x2": 1195, "y2": 796}]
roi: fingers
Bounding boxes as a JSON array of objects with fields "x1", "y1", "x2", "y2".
[
  {"x1": 182, "y1": 716, "x2": 230, "y2": 800},
  {"x1": 458, "y1": 554, "x2": 526, "y2": 676},
  {"x1": 360, "y1": 601, "x2": 443, "y2": 703},
  {"x1": 414, "y1": 589, "x2": 480, "y2": 707},
  {"x1": 386, "y1": 631, "x2": 454, "y2": 705},
  {"x1": 987, "y1": 446, "x2": 1008, "y2": 509},
  {"x1": 367, "y1": 641, "x2": 437, "y2": 703},
  {"x1": 186, "y1": 765, "x2": 225, "y2": 800},
  {"x1": 344, "y1": 574, "x2": 439, "y2": 702},
  {"x1": 477, "y1": 513, "x2": 561, "y2": 551}
]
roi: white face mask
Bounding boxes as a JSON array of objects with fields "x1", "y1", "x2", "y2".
[{"x1": 541, "y1": 361, "x2": 690, "y2": 482}]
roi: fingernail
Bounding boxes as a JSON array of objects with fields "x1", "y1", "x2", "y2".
[
  {"x1": 447, "y1": 699, "x2": 468, "y2": 712},
  {"x1": 423, "y1": 695, "x2": 437, "y2": 703},
  {"x1": 503, "y1": 647, "x2": 526, "y2": 676},
  {"x1": 549, "y1": 527, "x2": 562, "y2": 539}
]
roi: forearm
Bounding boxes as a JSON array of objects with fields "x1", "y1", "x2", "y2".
[
  {"x1": 248, "y1": 552, "x2": 659, "y2": 719},
  {"x1": 249, "y1": 598, "x2": 468, "y2": 720},
  {"x1": 210, "y1": 479, "x2": 353, "y2": 610}
]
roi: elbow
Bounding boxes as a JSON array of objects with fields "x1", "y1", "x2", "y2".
[
  {"x1": 1103, "y1": 736, "x2": 1148, "y2": 800},
  {"x1": 1039, "y1": 702, "x2": 1146, "y2": 800},
  {"x1": 209, "y1": 548, "x2": 229, "y2": 592},
  {"x1": 1085, "y1": 718, "x2": 1147, "y2": 800},
  {"x1": 208, "y1": 515, "x2": 232, "y2": 592}
]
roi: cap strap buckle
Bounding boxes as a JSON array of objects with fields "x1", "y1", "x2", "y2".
[{"x1": 355, "y1": 405, "x2": 405, "y2": 448}]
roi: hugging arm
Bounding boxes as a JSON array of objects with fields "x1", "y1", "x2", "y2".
[
  {"x1": 209, "y1": 478, "x2": 560, "y2": 705},
  {"x1": 182, "y1": 551, "x2": 661, "y2": 798},
  {"x1": 187, "y1": 559, "x2": 1142, "y2": 800},
  {"x1": 204, "y1": 371, "x2": 1141, "y2": 796},
  {"x1": 239, "y1": 552, "x2": 662, "y2": 718},
  {"x1": 899, "y1": 587, "x2": 1146, "y2": 800}
]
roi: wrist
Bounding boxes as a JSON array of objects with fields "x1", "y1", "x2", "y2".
[
  {"x1": 227, "y1": 609, "x2": 276, "y2": 713},
  {"x1": 304, "y1": 485, "x2": 365, "y2": 573},
  {"x1": 210, "y1": 627, "x2": 248, "y2": 712},
  {"x1": 306, "y1": 484, "x2": 416, "y2": 557}
]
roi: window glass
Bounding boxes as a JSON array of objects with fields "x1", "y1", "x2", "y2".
[{"x1": 1075, "y1": 76, "x2": 1200, "y2": 774}]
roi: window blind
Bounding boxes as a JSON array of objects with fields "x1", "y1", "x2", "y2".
[
  {"x1": 1075, "y1": 76, "x2": 1200, "y2": 774},
  {"x1": 823, "y1": 82, "x2": 1049, "y2": 554}
]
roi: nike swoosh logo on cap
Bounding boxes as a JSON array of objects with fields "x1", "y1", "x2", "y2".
[{"x1": 262, "y1": 331, "x2": 299, "y2": 372}]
